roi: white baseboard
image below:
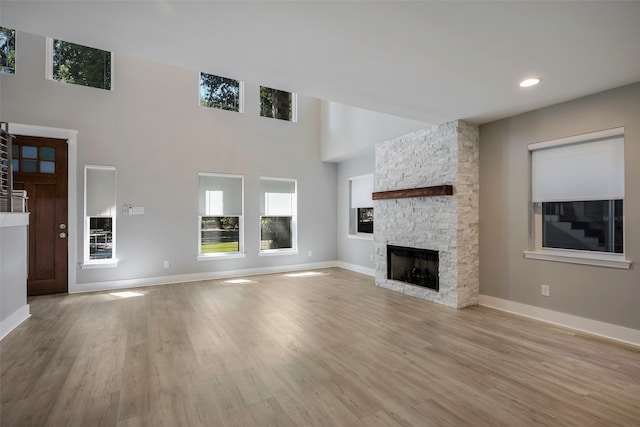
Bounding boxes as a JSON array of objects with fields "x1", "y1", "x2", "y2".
[
  {"x1": 0, "y1": 304, "x2": 30, "y2": 341},
  {"x1": 479, "y1": 295, "x2": 640, "y2": 348},
  {"x1": 335, "y1": 261, "x2": 376, "y2": 277},
  {"x1": 70, "y1": 261, "x2": 339, "y2": 294}
]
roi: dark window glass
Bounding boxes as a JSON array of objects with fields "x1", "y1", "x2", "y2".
[
  {"x1": 201, "y1": 216, "x2": 240, "y2": 253},
  {"x1": 53, "y1": 39, "x2": 111, "y2": 90},
  {"x1": 542, "y1": 200, "x2": 623, "y2": 254},
  {"x1": 260, "y1": 216, "x2": 292, "y2": 250},
  {"x1": 357, "y1": 207, "x2": 374, "y2": 233},
  {"x1": 199, "y1": 73, "x2": 240, "y2": 111},
  {"x1": 260, "y1": 86, "x2": 293, "y2": 121},
  {"x1": 0, "y1": 26, "x2": 16, "y2": 74},
  {"x1": 90, "y1": 217, "x2": 113, "y2": 259}
]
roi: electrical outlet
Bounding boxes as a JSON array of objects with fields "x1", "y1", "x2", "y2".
[
  {"x1": 163, "y1": 260, "x2": 169, "y2": 269},
  {"x1": 541, "y1": 284, "x2": 550, "y2": 297},
  {"x1": 369, "y1": 254, "x2": 374, "y2": 262},
  {"x1": 308, "y1": 251, "x2": 313, "y2": 257}
]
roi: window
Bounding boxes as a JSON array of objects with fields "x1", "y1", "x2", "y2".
[
  {"x1": 349, "y1": 174, "x2": 374, "y2": 237},
  {"x1": 260, "y1": 178, "x2": 297, "y2": 253},
  {"x1": 0, "y1": 26, "x2": 15, "y2": 74},
  {"x1": 198, "y1": 173, "x2": 244, "y2": 258},
  {"x1": 525, "y1": 127, "x2": 630, "y2": 268},
  {"x1": 200, "y1": 72, "x2": 242, "y2": 112},
  {"x1": 84, "y1": 165, "x2": 117, "y2": 266},
  {"x1": 260, "y1": 86, "x2": 296, "y2": 121},
  {"x1": 48, "y1": 38, "x2": 112, "y2": 90},
  {"x1": 11, "y1": 145, "x2": 57, "y2": 174}
]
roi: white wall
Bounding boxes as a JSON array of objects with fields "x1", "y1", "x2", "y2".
[
  {"x1": 320, "y1": 101, "x2": 427, "y2": 162},
  {"x1": 0, "y1": 31, "x2": 337, "y2": 290},
  {"x1": 336, "y1": 151, "x2": 375, "y2": 275}
]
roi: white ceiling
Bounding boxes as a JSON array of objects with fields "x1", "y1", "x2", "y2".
[{"x1": 2, "y1": 1, "x2": 640, "y2": 124}]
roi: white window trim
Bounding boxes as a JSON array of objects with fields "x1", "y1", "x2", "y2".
[
  {"x1": 347, "y1": 233, "x2": 374, "y2": 241},
  {"x1": 82, "y1": 165, "x2": 118, "y2": 269},
  {"x1": 524, "y1": 127, "x2": 630, "y2": 269},
  {"x1": 259, "y1": 176, "x2": 297, "y2": 254},
  {"x1": 46, "y1": 37, "x2": 114, "y2": 91}
]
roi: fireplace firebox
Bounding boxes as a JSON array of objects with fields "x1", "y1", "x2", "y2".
[{"x1": 387, "y1": 245, "x2": 439, "y2": 291}]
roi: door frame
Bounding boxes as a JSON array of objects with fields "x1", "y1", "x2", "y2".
[{"x1": 10, "y1": 123, "x2": 78, "y2": 293}]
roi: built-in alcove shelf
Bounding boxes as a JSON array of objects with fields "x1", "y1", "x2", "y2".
[{"x1": 372, "y1": 185, "x2": 453, "y2": 200}]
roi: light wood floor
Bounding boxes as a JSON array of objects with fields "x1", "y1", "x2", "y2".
[{"x1": 1, "y1": 268, "x2": 639, "y2": 426}]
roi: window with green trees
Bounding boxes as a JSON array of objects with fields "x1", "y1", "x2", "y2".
[
  {"x1": 0, "y1": 27, "x2": 16, "y2": 74},
  {"x1": 260, "y1": 86, "x2": 295, "y2": 121},
  {"x1": 51, "y1": 39, "x2": 112, "y2": 90},
  {"x1": 260, "y1": 177, "x2": 296, "y2": 252},
  {"x1": 198, "y1": 173, "x2": 244, "y2": 256},
  {"x1": 200, "y1": 72, "x2": 241, "y2": 112}
]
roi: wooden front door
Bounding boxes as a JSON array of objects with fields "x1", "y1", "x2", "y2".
[{"x1": 12, "y1": 135, "x2": 68, "y2": 295}]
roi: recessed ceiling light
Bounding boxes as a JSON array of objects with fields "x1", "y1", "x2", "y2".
[{"x1": 520, "y1": 78, "x2": 541, "y2": 88}]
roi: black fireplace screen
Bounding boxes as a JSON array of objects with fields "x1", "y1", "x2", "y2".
[{"x1": 387, "y1": 245, "x2": 439, "y2": 291}]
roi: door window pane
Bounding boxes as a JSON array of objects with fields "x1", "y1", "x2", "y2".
[
  {"x1": 22, "y1": 159, "x2": 37, "y2": 172},
  {"x1": 40, "y1": 161, "x2": 55, "y2": 173},
  {"x1": 40, "y1": 147, "x2": 56, "y2": 160},
  {"x1": 22, "y1": 146, "x2": 37, "y2": 159}
]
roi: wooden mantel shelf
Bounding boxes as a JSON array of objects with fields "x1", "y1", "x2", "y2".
[{"x1": 372, "y1": 185, "x2": 453, "y2": 200}]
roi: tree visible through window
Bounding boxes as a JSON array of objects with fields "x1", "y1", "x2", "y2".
[
  {"x1": 200, "y1": 72, "x2": 241, "y2": 111},
  {"x1": 0, "y1": 26, "x2": 16, "y2": 74},
  {"x1": 260, "y1": 86, "x2": 294, "y2": 121},
  {"x1": 52, "y1": 39, "x2": 111, "y2": 90}
]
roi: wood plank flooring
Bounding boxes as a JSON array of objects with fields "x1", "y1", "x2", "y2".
[{"x1": 1, "y1": 268, "x2": 639, "y2": 426}]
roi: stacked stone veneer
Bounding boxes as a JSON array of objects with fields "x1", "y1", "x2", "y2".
[{"x1": 374, "y1": 120, "x2": 479, "y2": 309}]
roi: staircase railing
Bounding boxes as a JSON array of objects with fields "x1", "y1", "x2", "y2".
[{"x1": 0, "y1": 122, "x2": 13, "y2": 212}]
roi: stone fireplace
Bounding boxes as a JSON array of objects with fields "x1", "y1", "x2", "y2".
[{"x1": 374, "y1": 120, "x2": 479, "y2": 309}]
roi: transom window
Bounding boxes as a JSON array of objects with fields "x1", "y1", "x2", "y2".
[
  {"x1": 199, "y1": 72, "x2": 242, "y2": 112},
  {"x1": 260, "y1": 86, "x2": 296, "y2": 122},
  {"x1": 198, "y1": 173, "x2": 244, "y2": 257},
  {"x1": 0, "y1": 26, "x2": 16, "y2": 74},
  {"x1": 48, "y1": 38, "x2": 112, "y2": 90}
]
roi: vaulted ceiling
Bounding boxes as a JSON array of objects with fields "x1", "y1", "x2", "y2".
[{"x1": 2, "y1": 1, "x2": 640, "y2": 124}]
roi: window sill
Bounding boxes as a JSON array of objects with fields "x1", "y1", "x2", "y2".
[
  {"x1": 347, "y1": 234, "x2": 374, "y2": 241},
  {"x1": 259, "y1": 249, "x2": 298, "y2": 257},
  {"x1": 523, "y1": 250, "x2": 631, "y2": 269},
  {"x1": 81, "y1": 260, "x2": 119, "y2": 269},
  {"x1": 197, "y1": 253, "x2": 246, "y2": 261}
]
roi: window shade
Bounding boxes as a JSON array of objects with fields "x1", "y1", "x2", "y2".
[
  {"x1": 260, "y1": 178, "x2": 296, "y2": 216},
  {"x1": 86, "y1": 167, "x2": 116, "y2": 217},
  {"x1": 350, "y1": 174, "x2": 373, "y2": 208},
  {"x1": 198, "y1": 174, "x2": 243, "y2": 216},
  {"x1": 531, "y1": 135, "x2": 624, "y2": 202}
]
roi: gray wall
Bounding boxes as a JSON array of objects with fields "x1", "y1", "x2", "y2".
[
  {"x1": 0, "y1": 31, "x2": 337, "y2": 286},
  {"x1": 336, "y1": 151, "x2": 375, "y2": 272},
  {"x1": 479, "y1": 82, "x2": 640, "y2": 329}
]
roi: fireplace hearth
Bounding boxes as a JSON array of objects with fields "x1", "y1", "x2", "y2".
[{"x1": 387, "y1": 245, "x2": 439, "y2": 291}]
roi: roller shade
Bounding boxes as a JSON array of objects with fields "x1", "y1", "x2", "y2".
[
  {"x1": 260, "y1": 178, "x2": 296, "y2": 216},
  {"x1": 198, "y1": 174, "x2": 243, "y2": 216},
  {"x1": 530, "y1": 134, "x2": 624, "y2": 202},
  {"x1": 350, "y1": 174, "x2": 373, "y2": 208},
  {"x1": 86, "y1": 167, "x2": 116, "y2": 217}
]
